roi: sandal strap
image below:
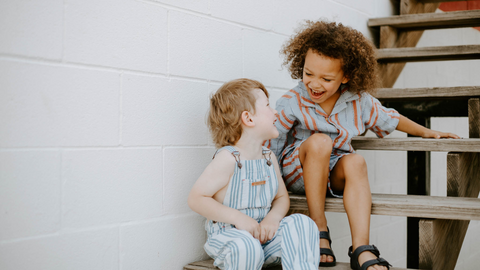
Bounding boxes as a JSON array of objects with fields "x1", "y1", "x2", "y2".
[
  {"x1": 319, "y1": 226, "x2": 332, "y2": 245},
  {"x1": 360, "y1": 258, "x2": 391, "y2": 270},
  {"x1": 349, "y1": 245, "x2": 391, "y2": 270},
  {"x1": 319, "y1": 231, "x2": 332, "y2": 245},
  {"x1": 349, "y1": 244, "x2": 380, "y2": 260}
]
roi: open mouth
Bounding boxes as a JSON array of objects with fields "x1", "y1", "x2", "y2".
[{"x1": 309, "y1": 86, "x2": 325, "y2": 99}]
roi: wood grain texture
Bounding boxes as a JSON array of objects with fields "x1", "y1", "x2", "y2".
[
  {"x1": 418, "y1": 219, "x2": 434, "y2": 269},
  {"x1": 351, "y1": 137, "x2": 480, "y2": 152},
  {"x1": 184, "y1": 260, "x2": 418, "y2": 270},
  {"x1": 469, "y1": 99, "x2": 480, "y2": 138},
  {"x1": 289, "y1": 193, "x2": 480, "y2": 220},
  {"x1": 379, "y1": 0, "x2": 439, "y2": 87},
  {"x1": 374, "y1": 86, "x2": 480, "y2": 99},
  {"x1": 419, "y1": 153, "x2": 480, "y2": 270},
  {"x1": 417, "y1": 0, "x2": 474, "y2": 3},
  {"x1": 380, "y1": 26, "x2": 398, "y2": 49},
  {"x1": 419, "y1": 102, "x2": 480, "y2": 270},
  {"x1": 376, "y1": 45, "x2": 480, "y2": 63},
  {"x1": 369, "y1": 10, "x2": 480, "y2": 30},
  {"x1": 401, "y1": 0, "x2": 440, "y2": 15}
]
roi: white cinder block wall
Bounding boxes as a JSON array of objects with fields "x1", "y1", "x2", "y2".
[{"x1": 1, "y1": 1, "x2": 478, "y2": 269}]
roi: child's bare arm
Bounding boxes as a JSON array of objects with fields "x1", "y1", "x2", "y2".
[
  {"x1": 397, "y1": 115, "x2": 460, "y2": 139},
  {"x1": 259, "y1": 153, "x2": 290, "y2": 243},
  {"x1": 188, "y1": 150, "x2": 261, "y2": 238}
]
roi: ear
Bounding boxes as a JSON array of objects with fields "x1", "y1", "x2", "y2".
[
  {"x1": 341, "y1": 76, "x2": 349, "y2": 84},
  {"x1": 241, "y1": 110, "x2": 255, "y2": 127}
]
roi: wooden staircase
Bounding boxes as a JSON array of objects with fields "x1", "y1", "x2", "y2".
[{"x1": 184, "y1": 1, "x2": 480, "y2": 269}]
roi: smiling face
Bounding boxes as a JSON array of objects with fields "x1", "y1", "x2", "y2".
[
  {"x1": 303, "y1": 49, "x2": 349, "y2": 106},
  {"x1": 252, "y1": 88, "x2": 279, "y2": 140}
]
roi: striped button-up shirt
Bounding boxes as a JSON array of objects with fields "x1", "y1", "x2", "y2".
[{"x1": 266, "y1": 81, "x2": 400, "y2": 170}]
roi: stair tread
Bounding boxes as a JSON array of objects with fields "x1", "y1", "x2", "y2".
[
  {"x1": 351, "y1": 137, "x2": 480, "y2": 152},
  {"x1": 417, "y1": 0, "x2": 473, "y2": 3},
  {"x1": 376, "y1": 44, "x2": 480, "y2": 63},
  {"x1": 375, "y1": 86, "x2": 480, "y2": 99},
  {"x1": 184, "y1": 259, "x2": 417, "y2": 270},
  {"x1": 368, "y1": 9, "x2": 480, "y2": 30},
  {"x1": 290, "y1": 193, "x2": 480, "y2": 221}
]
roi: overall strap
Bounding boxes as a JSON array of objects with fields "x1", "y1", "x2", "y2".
[
  {"x1": 212, "y1": 146, "x2": 242, "y2": 169},
  {"x1": 262, "y1": 147, "x2": 272, "y2": 166}
]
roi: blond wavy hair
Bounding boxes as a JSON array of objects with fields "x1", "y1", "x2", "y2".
[{"x1": 208, "y1": 78, "x2": 269, "y2": 148}]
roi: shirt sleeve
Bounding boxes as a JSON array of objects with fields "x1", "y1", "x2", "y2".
[
  {"x1": 361, "y1": 93, "x2": 400, "y2": 138},
  {"x1": 264, "y1": 95, "x2": 297, "y2": 159}
]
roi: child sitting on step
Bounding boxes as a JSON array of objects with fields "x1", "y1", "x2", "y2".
[
  {"x1": 266, "y1": 21, "x2": 460, "y2": 270},
  {"x1": 188, "y1": 78, "x2": 320, "y2": 270}
]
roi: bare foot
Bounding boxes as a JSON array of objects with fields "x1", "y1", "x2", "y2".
[
  {"x1": 320, "y1": 238, "x2": 334, "y2": 264},
  {"x1": 357, "y1": 251, "x2": 388, "y2": 270}
]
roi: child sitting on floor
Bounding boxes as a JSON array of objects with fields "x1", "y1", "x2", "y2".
[
  {"x1": 188, "y1": 78, "x2": 320, "y2": 270},
  {"x1": 266, "y1": 21, "x2": 459, "y2": 270}
]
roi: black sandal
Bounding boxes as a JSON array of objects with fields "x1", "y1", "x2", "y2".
[
  {"x1": 319, "y1": 228, "x2": 336, "y2": 267},
  {"x1": 348, "y1": 245, "x2": 391, "y2": 270}
]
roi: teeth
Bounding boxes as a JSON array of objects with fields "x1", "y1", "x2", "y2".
[{"x1": 311, "y1": 88, "x2": 322, "y2": 95}]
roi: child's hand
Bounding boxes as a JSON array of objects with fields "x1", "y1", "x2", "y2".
[
  {"x1": 422, "y1": 129, "x2": 460, "y2": 139},
  {"x1": 235, "y1": 216, "x2": 261, "y2": 240},
  {"x1": 259, "y1": 217, "x2": 280, "y2": 244}
]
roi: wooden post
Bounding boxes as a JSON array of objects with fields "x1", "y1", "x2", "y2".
[
  {"x1": 406, "y1": 117, "x2": 430, "y2": 269},
  {"x1": 418, "y1": 219, "x2": 434, "y2": 269},
  {"x1": 419, "y1": 99, "x2": 480, "y2": 270}
]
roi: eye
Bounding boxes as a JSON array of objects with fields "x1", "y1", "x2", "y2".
[
  {"x1": 305, "y1": 72, "x2": 312, "y2": 76},
  {"x1": 323, "y1": 78, "x2": 331, "y2": 82}
]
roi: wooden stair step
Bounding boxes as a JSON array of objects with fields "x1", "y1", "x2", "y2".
[
  {"x1": 289, "y1": 193, "x2": 480, "y2": 221},
  {"x1": 368, "y1": 10, "x2": 480, "y2": 31},
  {"x1": 351, "y1": 137, "x2": 480, "y2": 152},
  {"x1": 184, "y1": 259, "x2": 416, "y2": 269},
  {"x1": 376, "y1": 45, "x2": 480, "y2": 63},
  {"x1": 375, "y1": 86, "x2": 480, "y2": 100},
  {"x1": 417, "y1": 0, "x2": 473, "y2": 3}
]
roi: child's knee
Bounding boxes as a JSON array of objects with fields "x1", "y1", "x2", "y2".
[
  {"x1": 282, "y1": 214, "x2": 319, "y2": 235},
  {"x1": 344, "y1": 154, "x2": 367, "y2": 170},
  {"x1": 303, "y1": 133, "x2": 333, "y2": 155},
  {"x1": 229, "y1": 234, "x2": 264, "y2": 264}
]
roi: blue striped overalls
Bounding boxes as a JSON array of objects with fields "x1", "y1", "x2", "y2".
[{"x1": 204, "y1": 146, "x2": 320, "y2": 270}]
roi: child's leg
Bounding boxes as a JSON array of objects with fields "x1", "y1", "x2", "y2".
[
  {"x1": 263, "y1": 214, "x2": 320, "y2": 270},
  {"x1": 298, "y1": 133, "x2": 333, "y2": 263},
  {"x1": 330, "y1": 154, "x2": 388, "y2": 270},
  {"x1": 204, "y1": 229, "x2": 264, "y2": 270}
]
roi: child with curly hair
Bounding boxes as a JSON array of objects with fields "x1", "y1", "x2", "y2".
[
  {"x1": 266, "y1": 21, "x2": 459, "y2": 270},
  {"x1": 188, "y1": 78, "x2": 320, "y2": 270}
]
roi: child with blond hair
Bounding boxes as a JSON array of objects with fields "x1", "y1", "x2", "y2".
[{"x1": 188, "y1": 78, "x2": 320, "y2": 270}]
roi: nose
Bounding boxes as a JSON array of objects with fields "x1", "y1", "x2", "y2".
[{"x1": 309, "y1": 79, "x2": 321, "y2": 89}]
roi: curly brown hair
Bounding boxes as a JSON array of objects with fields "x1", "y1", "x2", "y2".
[
  {"x1": 281, "y1": 20, "x2": 379, "y2": 94},
  {"x1": 208, "y1": 78, "x2": 269, "y2": 148}
]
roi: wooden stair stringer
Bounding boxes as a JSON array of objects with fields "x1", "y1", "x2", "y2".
[
  {"x1": 419, "y1": 99, "x2": 480, "y2": 270},
  {"x1": 378, "y1": 0, "x2": 440, "y2": 88}
]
